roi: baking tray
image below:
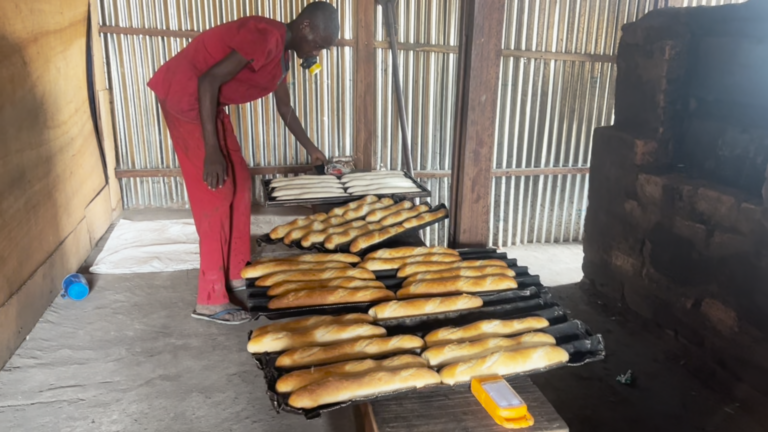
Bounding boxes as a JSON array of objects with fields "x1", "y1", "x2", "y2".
[
  {"x1": 252, "y1": 315, "x2": 604, "y2": 418},
  {"x1": 257, "y1": 170, "x2": 432, "y2": 208},
  {"x1": 247, "y1": 284, "x2": 548, "y2": 320}
]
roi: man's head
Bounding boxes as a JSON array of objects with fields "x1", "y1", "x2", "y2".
[{"x1": 290, "y1": 1, "x2": 340, "y2": 59}]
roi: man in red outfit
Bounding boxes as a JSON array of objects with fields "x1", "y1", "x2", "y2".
[{"x1": 147, "y1": 2, "x2": 339, "y2": 324}]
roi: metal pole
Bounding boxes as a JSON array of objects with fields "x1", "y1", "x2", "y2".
[{"x1": 378, "y1": 0, "x2": 414, "y2": 175}]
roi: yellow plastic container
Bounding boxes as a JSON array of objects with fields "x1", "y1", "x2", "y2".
[{"x1": 471, "y1": 376, "x2": 535, "y2": 429}]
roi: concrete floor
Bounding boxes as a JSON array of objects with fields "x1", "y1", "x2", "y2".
[{"x1": 1, "y1": 211, "x2": 765, "y2": 431}]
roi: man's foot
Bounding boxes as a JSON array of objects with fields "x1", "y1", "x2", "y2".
[
  {"x1": 227, "y1": 279, "x2": 247, "y2": 291},
  {"x1": 191, "y1": 303, "x2": 251, "y2": 324}
]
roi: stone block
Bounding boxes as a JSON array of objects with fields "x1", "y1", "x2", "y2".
[
  {"x1": 694, "y1": 187, "x2": 739, "y2": 226},
  {"x1": 672, "y1": 217, "x2": 707, "y2": 250},
  {"x1": 700, "y1": 298, "x2": 739, "y2": 336},
  {"x1": 623, "y1": 280, "x2": 655, "y2": 320},
  {"x1": 736, "y1": 202, "x2": 763, "y2": 235},
  {"x1": 637, "y1": 174, "x2": 664, "y2": 206},
  {"x1": 611, "y1": 249, "x2": 642, "y2": 276},
  {"x1": 708, "y1": 230, "x2": 751, "y2": 257}
]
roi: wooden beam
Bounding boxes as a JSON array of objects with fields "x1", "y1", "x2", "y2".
[
  {"x1": 449, "y1": 0, "x2": 506, "y2": 248},
  {"x1": 353, "y1": 0, "x2": 376, "y2": 170},
  {"x1": 416, "y1": 167, "x2": 590, "y2": 178},
  {"x1": 98, "y1": 25, "x2": 355, "y2": 47},
  {"x1": 114, "y1": 165, "x2": 314, "y2": 179},
  {"x1": 371, "y1": 40, "x2": 615, "y2": 63}
]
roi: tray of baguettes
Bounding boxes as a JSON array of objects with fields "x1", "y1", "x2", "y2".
[
  {"x1": 257, "y1": 170, "x2": 431, "y2": 207},
  {"x1": 242, "y1": 246, "x2": 538, "y2": 319},
  {"x1": 256, "y1": 195, "x2": 448, "y2": 255},
  {"x1": 246, "y1": 294, "x2": 604, "y2": 418}
]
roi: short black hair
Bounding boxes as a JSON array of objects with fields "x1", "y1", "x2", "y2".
[{"x1": 297, "y1": 1, "x2": 340, "y2": 40}]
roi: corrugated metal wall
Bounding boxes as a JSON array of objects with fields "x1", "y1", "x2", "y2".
[
  {"x1": 98, "y1": 0, "x2": 746, "y2": 243},
  {"x1": 98, "y1": 0, "x2": 354, "y2": 208}
]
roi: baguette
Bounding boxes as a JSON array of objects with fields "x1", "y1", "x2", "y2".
[
  {"x1": 288, "y1": 367, "x2": 440, "y2": 409},
  {"x1": 276, "y1": 354, "x2": 427, "y2": 394},
  {"x1": 250, "y1": 314, "x2": 373, "y2": 338},
  {"x1": 346, "y1": 184, "x2": 419, "y2": 194},
  {"x1": 424, "y1": 317, "x2": 550, "y2": 346},
  {"x1": 439, "y1": 346, "x2": 569, "y2": 385},
  {"x1": 397, "y1": 275, "x2": 518, "y2": 299},
  {"x1": 341, "y1": 198, "x2": 395, "y2": 220},
  {"x1": 255, "y1": 268, "x2": 376, "y2": 287},
  {"x1": 283, "y1": 216, "x2": 347, "y2": 245},
  {"x1": 269, "y1": 213, "x2": 328, "y2": 240},
  {"x1": 323, "y1": 223, "x2": 383, "y2": 250},
  {"x1": 267, "y1": 278, "x2": 386, "y2": 297},
  {"x1": 368, "y1": 294, "x2": 483, "y2": 320},
  {"x1": 397, "y1": 259, "x2": 508, "y2": 277},
  {"x1": 349, "y1": 225, "x2": 408, "y2": 253},
  {"x1": 358, "y1": 254, "x2": 462, "y2": 271},
  {"x1": 276, "y1": 192, "x2": 348, "y2": 200},
  {"x1": 421, "y1": 332, "x2": 556, "y2": 367},
  {"x1": 365, "y1": 246, "x2": 459, "y2": 259},
  {"x1": 272, "y1": 185, "x2": 344, "y2": 197},
  {"x1": 327, "y1": 196, "x2": 379, "y2": 217},
  {"x1": 268, "y1": 287, "x2": 395, "y2": 309},
  {"x1": 276, "y1": 335, "x2": 425, "y2": 368},
  {"x1": 403, "y1": 266, "x2": 515, "y2": 286},
  {"x1": 379, "y1": 204, "x2": 431, "y2": 227},
  {"x1": 402, "y1": 208, "x2": 449, "y2": 229},
  {"x1": 272, "y1": 182, "x2": 344, "y2": 191},
  {"x1": 252, "y1": 253, "x2": 362, "y2": 265},
  {"x1": 364, "y1": 201, "x2": 414, "y2": 223},
  {"x1": 300, "y1": 220, "x2": 368, "y2": 248},
  {"x1": 351, "y1": 187, "x2": 421, "y2": 195},
  {"x1": 247, "y1": 323, "x2": 387, "y2": 353},
  {"x1": 241, "y1": 261, "x2": 350, "y2": 279}
]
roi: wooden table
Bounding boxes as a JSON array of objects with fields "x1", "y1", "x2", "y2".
[{"x1": 354, "y1": 376, "x2": 568, "y2": 432}]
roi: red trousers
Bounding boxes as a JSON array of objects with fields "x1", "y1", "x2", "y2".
[{"x1": 160, "y1": 104, "x2": 252, "y2": 305}]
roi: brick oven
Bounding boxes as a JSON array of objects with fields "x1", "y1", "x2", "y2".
[{"x1": 583, "y1": 0, "x2": 768, "y2": 398}]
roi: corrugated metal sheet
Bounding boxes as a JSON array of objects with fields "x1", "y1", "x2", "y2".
[
  {"x1": 374, "y1": 0, "x2": 460, "y2": 246},
  {"x1": 489, "y1": 0, "x2": 745, "y2": 247},
  {"x1": 98, "y1": 0, "x2": 354, "y2": 208}
]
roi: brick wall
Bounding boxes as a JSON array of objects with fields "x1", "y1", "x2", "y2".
[{"x1": 583, "y1": 0, "x2": 768, "y2": 399}]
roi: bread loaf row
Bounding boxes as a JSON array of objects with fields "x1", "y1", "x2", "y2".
[
  {"x1": 241, "y1": 261, "x2": 350, "y2": 279},
  {"x1": 247, "y1": 322, "x2": 387, "y2": 353},
  {"x1": 396, "y1": 275, "x2": 518, "y2": 298},
  {"x1": 397, "y1": 259, "x2": 507, "y2": 277},
  {"x1": 402, "y1": 266, "x2": 514, "y2": 286},
  {"x1": 251, "y1": 253, "x2": 362, "y2": 265},
  {"x1": 268, "y1": 287, "x2": 395, "y2": 309},
  {"x1": 276, "y1": 335, "x2": 425, "y2": 368},
  {"x1": 358, "y1": 254, "x2": 461, "y2": 271},
  {"x1": 267, "y1": 278, "x2": 385, "y2": 297}
]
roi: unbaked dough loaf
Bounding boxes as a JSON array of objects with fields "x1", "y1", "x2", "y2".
[
  {"x1": 368, "y1": 294, "x2": 483, "y2": 320},
  {"x1": 276, "y1": 335, "x2": 425, "y2": 368},
  {"x1": 350, "y1": 187, "x2": 421, "y2": 195},
  {"x1": 276, "y1": 192, "x2": 348, "y2": 200},
  {"x1": 276, "y1": 354, "x2": 427, "y2": 394},
  {"x1": 288, "y1": 367, "x2": 440, "y2": 409},
  {"x1": 267, "y1": 278, "x2": 386, "y2": 297},
  {"x1": 439, "y1": 346, "x2": 569, "y2": 385},
  {"x1": 246, "y1": 323, "x2": 387, "y2": 353},
  {"x1": 420, "y1": 332, "x2": 556, "y2": 367},
  {"x1": 396, "y1": 275, "x2": 518, "y2": 298},
  {"x1": 424, "y1": 317, "x2": 550, "y2": 346}
]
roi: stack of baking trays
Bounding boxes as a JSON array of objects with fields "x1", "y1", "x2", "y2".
[
  {"x1": 256, "y1": 170, "x2": 431, "y2": 207},
  {"x1": 242, "y1": 197, "x2": 605, "y2": 418}
]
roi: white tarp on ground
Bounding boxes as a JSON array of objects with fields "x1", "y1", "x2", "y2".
[{"x1": 89, "y1": 219, "x2": 200, "y2": 274}]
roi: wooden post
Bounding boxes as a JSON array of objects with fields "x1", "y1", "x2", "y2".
[
  {"x1": 353, "y1": 0, "x2": 376, "y2": 171},
  {"x1": 449, "y1": 0, "x2": 506, "y2": 248}
]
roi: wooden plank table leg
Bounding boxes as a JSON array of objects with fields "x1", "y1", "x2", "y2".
[{"x1": 354, "y1": 403, "x2": 380, "y2": 432}]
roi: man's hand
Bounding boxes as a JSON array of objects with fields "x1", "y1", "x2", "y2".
[
  {"x1": 203, "y1": 149, "x2": 227, "y2": 190},
  {"x1": 310, "y1": 148, "x2": 328, "y2": 166}
]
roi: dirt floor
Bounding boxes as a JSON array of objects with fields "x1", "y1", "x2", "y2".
[{"x1": 0, "y1": 210, "x2": 765, "y2": 431}]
